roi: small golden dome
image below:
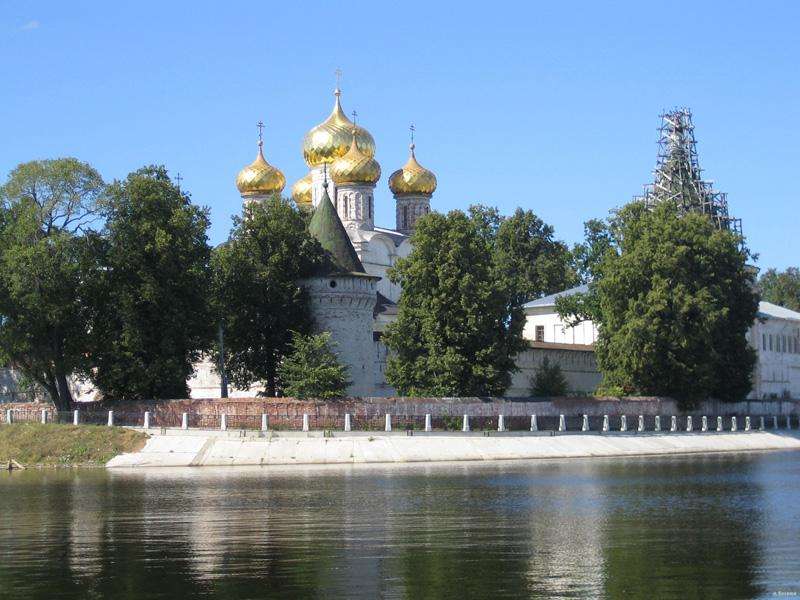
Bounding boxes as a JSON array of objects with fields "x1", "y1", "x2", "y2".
[
  {"x1": 291, "y1": 172, "x2": 313, "y2": 210},
  {"x1": 302, "y1": 89, "x2": 376, "y2": 168},
  {"x1": 388, "y1": 144, "x2": 437, "y2": 197},
  {"x1": 331, "y1": 131, "x2": 381, "y2": 186},
  {"x1": 236, "y1": 142, "x2": 285, "y2": 196}
]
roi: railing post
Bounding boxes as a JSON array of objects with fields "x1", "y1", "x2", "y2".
[
  {"x1": 731, "y1": 416, "x2": 738, "y2": 432},
  {"x1": 302, "y1": 413, "x2": 309, "y2": 432},
  {"x1": 530, "y1": 415, "x2": 538, "y2": 432},
  {"x1": 654, "y1": 415, "x2": 661, "y2": 432},
  {"x1": 107, "y1": 410, "x2": 114, "y2": 427},
  {"x1": 462, "y1": 414, "x2": 470, "y2": 432},
  {"x1": 686, "y1": 416, "x2": 693, "y2": 432},
  {"x1": 4, "y1": 409, "x2": 11, "y2": 424},
  {"x1": 344, "y1": 413, "x2": 352, "y2": 432},
  {"x1": 181, "y1": 413, "x2": 188, "y2": 430},
  {"x1": 620, "y1": 415, "x2": 627, "y2": 432},
  {"x1": 73, "y1": 409, "x2": 79, "y2": 426},
  {"x1": 143, "y1": 411, "x2": 150, "y2": 429},
  {"x1": 787, "y1": 415, "x2": 792, "y2": 430},
  {"x1": 261, "y1": 414, "x2": 268, "y2": 432},
  {"x1": 602, "y1": 415, "x2": 609, "y2": 432},
  {"x1": 424, "y1": 414, "x2": 432, "y2": 432},
  {"x1": 701, "y1": 416, "x2": 708, "y2": 432},
  {"x1": 670, "y1": 416, "x2": 677, "y2": 432},
  {"x1": 498, "y1": 415, "x2": 506, "y2": 432},
  {"x1": 41, "y1": 409, "x2": 47, "y2": 424},
  {"x1": 220, "y1": 413, "x2": 227, "y2": 431},
  {"x1": 717, "y1": 416, "x2": 723, "y2": 432},
  {"x1": 773, "y1": 416, "x2": 778, "y2": 430},
  {"x1": 385, "y1": 413, "x2": 392, "y2": 432},
  {"x1": 581, "y1": 414, "x2": 589, "y2": 432},
  {"x1": 558, "y1": 414, "x2": 566, "y2": 432},
  {"x1": 637, "y1": 415, "x2": 644, "y2": 432},
  {"x1": 745, "y1": 416, "x2": 751, "y2": 431},
  {"x1": 759, "y1": 416, "x2": 765, "y2": 431}
]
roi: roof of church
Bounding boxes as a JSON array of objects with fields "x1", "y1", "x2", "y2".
[
  {"x1": 308, "y1": 184, "x2": 366, "y2": 275},
  {"x1": 758, "y1": 301, "x2": 800, "y2": 321},
  {"x1": 523, "y1": 284, "x2": 589, "y2": 309},
  {"x1": 373, "y1": 226, "x2": 408, "y2": 246}
]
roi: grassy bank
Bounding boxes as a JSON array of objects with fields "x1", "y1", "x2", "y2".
[{"x1": 0, "y1": 423, "x2": 147, "y2": 467}]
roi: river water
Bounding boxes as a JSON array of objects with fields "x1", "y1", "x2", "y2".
[{"x1": 1, "y1": 451, "x2": 799, "y2": 599}]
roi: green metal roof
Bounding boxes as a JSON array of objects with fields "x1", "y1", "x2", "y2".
[{"x1": 308, "y1": 184, "x2": 366, "y2": 275}]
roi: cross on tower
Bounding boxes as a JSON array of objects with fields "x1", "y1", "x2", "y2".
[
  {"x1": 335, "y1": 68, "x2": 342, "y2": 90},
  {"x1": 175, "y1": 172, "x2": 183, "y2": 190},
  {"x1": 351, "y1": 110, "x2": 358, "y2": 126},
  {"x1": 409, "y1": 123, "x2": 416, "y2": 145},
  {"x1": 257, "y1": 120, "x2": 264, "y2": 147}
]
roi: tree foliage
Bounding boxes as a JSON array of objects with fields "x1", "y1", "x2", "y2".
[
  {"x1": 85, "y1": 166, "x2": 213, "y2": 400},
  {"x1": 558, "y1": 201, "x2": 758, "y2": 404},
  {"x1": 277, "y1": 332, "x2": 350, "y2": 399},
  {"x1": 384, "y1": 210, "x2": 527, "y2": 396},
  {"x1": 212, "y1": 196, "x2": 324, "y2": 396},
  {"x1": 530, "y1": 357, "x2": 568, "y2": 397},
  {"x1": 758, "y1": 267, "x2": 800, "y2": 312},
  {"x1": 0, "y1": 158, "x2": 106, "y2": 409}
]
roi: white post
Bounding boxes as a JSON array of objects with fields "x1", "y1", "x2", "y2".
[
  {"x1": 787, "y1": 415, "x2": 792, "y2": 430},
  {"x1": 731, "y1": 416, "x2": 738, "y2": 432},
  {"x1": 261, "y1": 414, "x2": 268, "y2": 432},
  {"x1": 670, "y1": 416, "x2": 677, "y2": 432},
  {"x1": 181, "y1": 412, "x2": 188, "y2": 430},
  {"x1": 745, "y1": 416, "x2": 751, "y2": 431},
  {"x1": 620, "y1": 415, "x2": 627, "y2": 432},
  {"x1": 107, "y1": 410, "x2": 114, "y2": 427},
  {"x1": 701, "y1": 416, "x2": 708, "y2": 432},
  {"x1": 759, "y1": 416, "x2": 765, "y2": 431},
  {"x1": 530, "y1": 414, "x2": 538, "y2": 432},
  {"x1": 686, "y1": 416, "x2": 693, "y2": 432},
  {"x1": 498, "y1": 415, "x2": 506, "y2": 432},
  {"x1": 143, "y1": 411, "x2": 150, "y2": 429},
  {"x1": 717, "y1": 416, "x2": 723, "y2": 432},
  {"x1": 73, "y1": 409, "x2": 79, "y2": 426},
  {"x1": 581, "y1": 415, "x2": 589, "y2": 432},
  {"x1": 4, "y1": 409, "x2": 11, "y2": 424},
  {"x1": 385, "y1": 413, "x2": 392, "y2": 432},
  {"x1": 302, "y1": 413, "x2": 309, "y2": 432},
  {"x1": 558, "y1": 414, "x2": 566, "y2": 432},
  {"x1": 462, "y1": 415, "x2": 470, "y2": 432},
  {"x1": 41, "y1": 409, "x2": 47, "y2": 424},
  {"x1": 220, "y1": 413, "x2": 227, "y2": 431},
  {"x1": 345, "y1": 413, "x2": 352, "y2": 432},
  {"x1": 602, "y1": 415, "x2": 609, "y2": 432},
  {"x1": 424, "y1": 414, "x2": 432, "y2": 432},
  {"x1": 637, "y1": 415, "x2": 644, "y2": 432},
  {"x1": 773, "y1": 416, "x2": 778, "y2": 430},
  {"x1": 654, "y1": 415, "x2": 661, "y2": 432}
]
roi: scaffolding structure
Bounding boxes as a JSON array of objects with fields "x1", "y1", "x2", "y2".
[{"x1": 635, "y1": 108, "x2": 743, "y2": 238}]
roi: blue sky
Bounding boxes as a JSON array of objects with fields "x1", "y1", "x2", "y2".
[{"x1": 1, "y1": 1, "x2": 797, "y2": 270}]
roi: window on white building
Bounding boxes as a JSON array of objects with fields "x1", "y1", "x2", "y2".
[{"x1": 535, "y1": 325, "x2": 544, "y2": 342}]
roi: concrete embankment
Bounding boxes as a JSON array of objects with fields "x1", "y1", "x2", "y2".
[{"x1": 106, "y1": 430, "x2": 800, "y2": 468}]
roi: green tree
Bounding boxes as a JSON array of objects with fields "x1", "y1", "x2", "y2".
[
  {"x1": 558, "y1": 201, "x2": 758, "y2": 405},
  {"x1": 277, "y1": 332, "x2": 350, "y2": 399},
  {"x1": 0, "y1": 158, "x2": 106, "y2": 409},
  {"x1": 85, "y1": 166, "x2": 213, "y2": 400},
  {"x1": 384, "y1": 210, "x2": 526, "y2": 396},
  {"x1": 530, "y1": 356, "x2": 569, "y2": 396},
  {"x1": 758, "y1": 267, "x2": 800, "y2": 311},
  {"x1": 571, "y1": 218, "x2": 615, "y2": 283},
  {"x1": 212, "y1": 196, "x2": 323, "y2": 396}
]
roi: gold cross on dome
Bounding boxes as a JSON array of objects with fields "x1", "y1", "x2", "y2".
[
  {"x1": 335, "y1": 68, "x2": 342, "y2": 89},
  {"x1": 175, "y1": 172, "x2": 183, "y2": 191},
  {"x1": 256, "y1": 120, "x2": 264, "y2": 145},
  {"x1": 351, "y1": 110, "x2": 358, "y2": 126},
  {"x1": 410, "y1": 123, "x2": 416, "y2": 145}
]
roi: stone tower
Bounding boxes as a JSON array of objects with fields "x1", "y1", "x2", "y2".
[
  {"x1": 388, "y1": 133, "x2": 437, "y2": 236},
  {"x1": 302, "y1": 182, "x2": 379, "y2": 397}
]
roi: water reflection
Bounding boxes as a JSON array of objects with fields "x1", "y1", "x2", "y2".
[{"x1": 1, "y1": 453, "x2": 799, "y2": 599}]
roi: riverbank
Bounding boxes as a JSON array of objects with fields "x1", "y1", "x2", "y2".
[
  {"x1": 106, "y1": 429, "x2": 800, "y2": 468},
  {"x1": 0, "y1": 423, "x2": 147, "y2": 468}
]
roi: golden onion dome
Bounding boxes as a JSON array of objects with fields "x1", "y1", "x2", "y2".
[
  {"x1": 330, "y1": 131, "x2": 381, "y2": 186},
  {"x1": 388, "y1": 144, "x2": 437, "y2": 197},
  {"x1": 302, "y1": 89, "x2": 376, "y2": 168},
  {"x1": 236, "y1": 141, "x2": 285, "y2": 196},
  {"x1": 291, "y1": 172, "x2": 313, "y2": 210}
]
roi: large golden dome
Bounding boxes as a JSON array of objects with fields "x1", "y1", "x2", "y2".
[
  {"x1": 291, "y1": 172, "x2": 313, "y2": 210},
  {"x1": 388, "y1": 144, "x2": 437, "y2": 197},
  {"x1": 236, "y1": 142, "x2": 285, "y2": 196},
  {"x1": 302, "y1": 89, "x2": 376, "y2": 168},
  {"x1": 330, "y1": 132, "x2": 381, "y2": 186}
]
